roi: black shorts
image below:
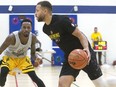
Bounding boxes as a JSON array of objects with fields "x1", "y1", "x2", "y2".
[{"x1": 59, "y1": 51, "x2": 102, "y2": 80}]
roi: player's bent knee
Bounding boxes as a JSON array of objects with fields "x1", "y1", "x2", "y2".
[
  {"x1": 58, "y1": 76, "x2": 74, "y2": 87},
  {"x1": 1, "y1": 67, "x2": 9, "y2": 76},
  {"x1": 58, "y1": 79, "x2": 67, "y2": 87}
]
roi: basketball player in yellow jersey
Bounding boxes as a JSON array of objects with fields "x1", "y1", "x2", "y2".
[
  {"x1": 91, "y1": 27, "x2": 103, "y2": 65},
  {"x1": 0, "y1": 19, "x2": 46, "y2": 87}
]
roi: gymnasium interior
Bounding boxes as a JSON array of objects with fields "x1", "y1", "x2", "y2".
[{"x1": 0, "y1": 0, "x2": 116, "y2": 87}]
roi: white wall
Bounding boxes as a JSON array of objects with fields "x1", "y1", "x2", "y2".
[
  {"x1": 0, "y1": 14, "x2": 9, "y2": 58},
  {"x1": 0, "y1": 0, "x2": 116, "y2": 5},
  {"x1": 78, "y1": 14, "x2": 116, "y2": 64},
  {"x1": 0, "y1": 0, "x2": 116, "y2": 64}
]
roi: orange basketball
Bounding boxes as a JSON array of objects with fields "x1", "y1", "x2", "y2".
[{"x1": 68, "y1": 49, "x2": 88, "y2": 69}]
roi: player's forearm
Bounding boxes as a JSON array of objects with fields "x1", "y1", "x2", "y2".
[
  {"x1": 0, "y1": 47, "x2": 5, "y2": 55},
  {"x1": 78, "y1": 32, "x2": 89, "y2": 49},
  {"x1": 80, "y1": 37, "x2": 89, "y2": 49},
  {"x1": 31, "y1": 54, "x2": 37, "y2": 60}
]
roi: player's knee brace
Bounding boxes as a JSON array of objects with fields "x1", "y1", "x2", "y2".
[
  {"x1": 28, "y1": 71, "x2": 45, "y2": 87},
  {"x1": 0, "y1": 67, "x2": 9, "y2": 86}
]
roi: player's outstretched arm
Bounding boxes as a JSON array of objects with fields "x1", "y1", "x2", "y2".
[{"x1": 31, "y1": 34, "x2": 43, "y2": 67}]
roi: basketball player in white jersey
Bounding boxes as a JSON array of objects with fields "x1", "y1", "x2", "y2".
[{"x1": 0, "y1": 19, "x2": 46, "y2": 87}]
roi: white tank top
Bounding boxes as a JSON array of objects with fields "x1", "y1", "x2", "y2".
[{"x1": 4, "y1": 31, "x2": 32, "y2": 58}]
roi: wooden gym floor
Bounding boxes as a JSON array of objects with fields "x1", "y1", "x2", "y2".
[{"x1": 3, "y1": 64, "x2": 116, "y2": 87}]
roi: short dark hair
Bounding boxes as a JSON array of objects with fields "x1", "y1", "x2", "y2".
[
  {"x1": 94, "y1": 27, "x2": 98, "y2": 29},
  {"x1": 21, "y1": 19, "x2": 32, "y2": 26},
  {"x1": 37, "y1": 1, "x2": 52, "y2": 11}
]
